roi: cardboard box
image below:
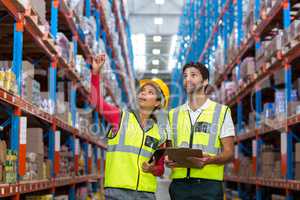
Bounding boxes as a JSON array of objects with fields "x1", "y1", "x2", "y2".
[
  {"x1": 296, "y1": 143, "x2": 300, "y2": 162},
  {"x1": 295, "y1": 162, "x2": 300, "y2": 180},
  {"x1": 0, "y1": 141, "x2": 7, "y2": 164},
  {"x1": 22, "y1": 61, "x2": 34, "y2": 80},
  {"x1": 261, "y1": 152, "x2": 276, "y2": 165},
  {"x1": 288, "y1": 101, "x2": 300, "y2": 116},
  {"x1": 272, "y1": 195, "x2": 286, "y2": 200},
  {"x1": 27, "y1": 128, "x2": 44, "y2": 155}
]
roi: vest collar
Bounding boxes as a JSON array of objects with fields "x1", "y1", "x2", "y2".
[
  {"x1": 130, "y1": 109, "x2": 155, "y2": 132},
  {"x1": 183, "y1": 98, "x2": 212, "y2": 112}
]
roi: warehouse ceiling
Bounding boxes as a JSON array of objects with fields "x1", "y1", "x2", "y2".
[{"x1": 126, "y1": 0, "x2": 183, "y2": 83}]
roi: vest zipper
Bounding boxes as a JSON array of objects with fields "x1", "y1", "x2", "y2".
[
  {"x1": 186, "y1": 110, "x2": 203, "y2": 179},
  {"x1": 136, "y1": 130, "x2": 145, "y2": 190}
]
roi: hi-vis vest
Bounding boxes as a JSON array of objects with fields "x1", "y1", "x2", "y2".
[
  {"x1": 169, "y1": 100, "x2": 228, "y2": 181},
  {"x1": 105, "y1": 110, "x2": 166, "y2": 193}
]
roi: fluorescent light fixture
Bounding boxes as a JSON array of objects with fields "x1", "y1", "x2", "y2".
[
  {"x1": 152, "y1": 59, "x2": 160, "y2": 65},
  {"x1": 153, "y1": 35, "x2": 162, "y2": 42},
  {"x1": 155, "y1": 0, "x2": 164, "y2": 4},
  {"x1": 152, "y1": 49, "x2": 161, "y2": 55},
  {"x1": 132, "y1": 34, "x2": 146, "y2": 72},
  {"x1": 168, "y1": 35, "x2": 178, "y2": 71},
  {"x1": 154, "y1": 17, "x2": 163, "y2": 25},
  {"x1": 151, "y1": 69, "x2": 159, "y2": 74}
]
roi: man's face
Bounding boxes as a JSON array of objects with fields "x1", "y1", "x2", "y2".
[{"x1": 183, "y1": 67, "x2": 208, "y2": 94}]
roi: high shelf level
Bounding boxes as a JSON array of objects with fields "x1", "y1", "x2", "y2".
[
  {"x1": 0, "y1": 0, "x2": 134, "y2": 199},
  {"x1": 172, "y1": 0, "x2": 300, "y2": 199}
]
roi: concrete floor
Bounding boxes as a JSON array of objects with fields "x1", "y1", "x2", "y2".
[{"x1": 155, "y1": 168, "x2": 171, "y2": 200}]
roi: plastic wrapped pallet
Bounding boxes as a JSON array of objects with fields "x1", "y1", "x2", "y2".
[
  {"x1": 56, "y1": 33, "x2": 70, "y2": 63},
  {"x1": 65, "y1": 0, "x2": 84, "y2": 17}
]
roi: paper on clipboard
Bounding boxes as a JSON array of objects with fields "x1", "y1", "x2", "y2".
[{"x1": 165, "y1": 148, "x2": 203, "y2": 168}]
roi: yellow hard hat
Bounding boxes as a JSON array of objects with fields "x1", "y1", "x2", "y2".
[{"x1": 139, "y1": 78, "x2": 170, "y2": 109}]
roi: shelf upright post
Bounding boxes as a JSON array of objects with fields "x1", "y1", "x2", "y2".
[
  {"x1": 255, "y1": 84, "x2": 262, "y2": 200},
  {"x1": 282, "y1": 1, "x2": 293, "y2": 199},
  {"x1": 67, "y1": 132, "x2": 76, "y2": 199},
  {"x1": 83, "y1": 142, "x2": 88, "y2": 174},
  {"x1": 49, "y1": 1, "x2": 59, "y2": 185},
  {"x1": 254, "y1": 0, "x2": 260, "y2": 23},
  {"x1": 71, "y1": 81, "x2": 77, "y2": 127},
  {"x1": 222, "y1": 0, "x2": 228, "y2": 65},
  {"x1": 11, "y1": 16, "x2": 24, "y2": 185},
  {"x1": 85, "y1": 0, "x2": 91, "y2": 17}
]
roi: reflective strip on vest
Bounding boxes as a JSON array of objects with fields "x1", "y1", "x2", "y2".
[
  {"x1": 107, "y1": 145, "x2": 153, "y2": 158},
  {"x1": 173, "y1": 103, "x2": 223, "y2": 155},
  {"x1": 172, "y1": 107, "x2": 180, "y2": 147},
  {"x1": 107, "y1": 110, "x2": 163, "y2": 158}
]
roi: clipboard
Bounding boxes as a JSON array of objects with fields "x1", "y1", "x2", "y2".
[{"x1": 165, "y1": 148, "x2": 203, "y2": 168}]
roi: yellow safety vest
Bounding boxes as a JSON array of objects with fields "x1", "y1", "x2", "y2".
[
  {"x1": 105, "y1": 110, "x2": 166, "y2": 192},
  {"x1": 169, "y1": 100, "x2": 228, "y2": 181}
]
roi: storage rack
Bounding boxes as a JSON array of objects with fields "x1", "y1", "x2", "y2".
[
  {"x1": 172, "y1": 0, "x2": 300, "y2": 199},
  {"x1": 0, "y1": 0, "x2": 134, "y2": 199}
]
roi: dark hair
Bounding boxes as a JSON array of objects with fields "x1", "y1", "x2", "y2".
[{"x1": 182, "y1": 62, "x2": 209, "y2": 81}]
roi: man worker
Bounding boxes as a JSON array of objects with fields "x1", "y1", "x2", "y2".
[{"x1": 166, "y1": 62, "x2": 235, "y2": 200}]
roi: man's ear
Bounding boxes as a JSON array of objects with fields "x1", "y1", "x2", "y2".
[{"x1": 203, "y1": 79, "x2": 209, "y2": 86}]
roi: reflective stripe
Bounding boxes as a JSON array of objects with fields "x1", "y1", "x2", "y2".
[
  {"x1": 107, "y1": 145, "x2": 153, "y2": 158},
  {"x1": 118, "y1": 111, "x2": 130, "y2": 145},
  {"x1": 172, "y1": 107, "x2": 180, "y2": 146},
  {"x1": 179, "y1": 141, "x2": 189, "y2": 148},
  {"x1": 158, "y1": 128, "x2": 166, "y2": 146},
  {"x1": 206, "y1": 103, "x2": 222, "y2": 154},
  {"x1": 175, "y1": 104, "x2": 223, "y2": 155}
]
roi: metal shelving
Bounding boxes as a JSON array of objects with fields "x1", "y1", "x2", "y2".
[
  {"x1": 173, "y1": 0, "x2": 300, "y2": 199},
  {"x1": 0, "y1": 0, "x2": 133, "y2": 198}
]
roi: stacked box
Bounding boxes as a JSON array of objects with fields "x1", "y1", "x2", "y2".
[
  {"x1": 296, "y1": 143, "x2": 300, "y2": 180},
  {"x1": 58, "y1": 145, "x2": 74, "y2": 177},
  {"x1": 240, "y1": 57, "x2": 256, "y2": 81},
  {"x1": 272, "y1": 195, "x2": 286, "y2": 200},
  {"x1": 260, "y1": 145, "x2": 280, "y2": 178}
]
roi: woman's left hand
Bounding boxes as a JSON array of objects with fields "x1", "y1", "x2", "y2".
[{"x1": 142, "y1": 161, "x2": 155, "y2": 173}]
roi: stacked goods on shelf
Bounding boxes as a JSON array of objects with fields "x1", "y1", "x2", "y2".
[
  {"x1": 58, "y1": 145, "x2": 74, "y2": 178},
  {"x1": 24, "y1": 128, "x2": 46, "y2": 181},
  {"x1": 260, "y1": 145, "x2": 281, "y2": 179},
  {"x1": 239, "y1": 57, "x2": 256, "y2": 85},
  {"x1": 65, "y1": 0, "x2": 84, "y2": 18},
  {"x1": 25, "y1": 194, "x2": 69, "y2": 200},
  {"x1": 296, "y1": 143, "x2": 300, "y2": 180},
  {"x1": 56, "y1": 82, "x2": 71, "y2": 125},
  {"x1": 0, "y1": 141, "x2": 17, "y2": 184},
  {"x1": 25, "y1": 194, "x2": 53, "y2": 200},
  {"x1": 238, "y1": 155, "x2": 253, "y2": 177},
  {"x1": 225, "y1": 189, "x2": 241, "y2": 200},
  {"x1": 0, "y1": 61, "x2": 18, "y2": 94},
  {"x1": 271, "y1": 194, "x2": 286, "y2": 200}
]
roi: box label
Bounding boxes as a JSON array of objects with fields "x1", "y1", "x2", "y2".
[
  {"x1": 20, "y1": 117, "x2": 27, "y2": 144},
  {"x1": 55, "y1": 131, "x2": 61, "y2": 151}
]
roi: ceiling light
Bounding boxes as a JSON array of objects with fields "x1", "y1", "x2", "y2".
[
  {"x1": 153, "y1": 35, "x2": 162, "y2": 42},
  {"x1": 152, "y1": 49, "x2": 161, "y2": 55},
  {"x1": 151, "y1": 69, "x2": 159, "y2": 74},
  {"x1": 155, "y1": 0, "x2": 164, "y2": 4},
  {"x1": 152, "y1": 59, "x2": 160, "y2": 65},
  {"x1": 154, "y1": 17, "x2": 163, "y2": 25}
]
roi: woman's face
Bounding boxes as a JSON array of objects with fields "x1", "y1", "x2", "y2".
[{"x1": 137, "y1": 84, "x2": 161, "y2": 110}]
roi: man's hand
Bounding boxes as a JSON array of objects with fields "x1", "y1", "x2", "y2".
[
  {"x1": 92, "y1": 54, "x2": 105, "y2": 74},
  {"x1": 186, "y1": 154, "x2": 214, "y2": 168},
  {"x1": 165, "y1": 156, "x2": 178, "y2": 168},
  {"x1": 142, "y1": 161, "x2": 155, "y2": 173}
]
